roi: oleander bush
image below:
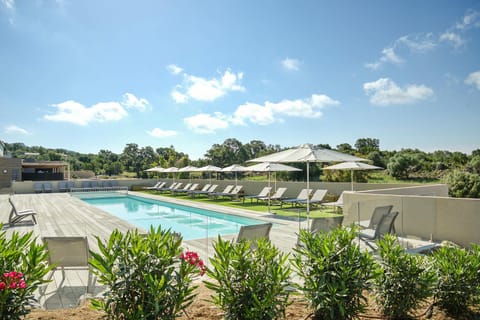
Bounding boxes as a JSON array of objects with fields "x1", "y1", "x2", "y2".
[
  {"x1": 89, "y1": 226, "x2": 205, "y2": 320},
  {"x1": 292, "y1": 227, "x2": 374, "y2": 320},
  {"x1": 205, "y1": 236, "x2": 292, "y2": 320},
  {"x1": 432, "y1": 244, "x2": 480, "y2": 315},
  {"x1": 373, "y1": 235, "x2": 436, "y2": 319},
  {"x1": 0, "y1": 226, "x2": 52, "y2": 320}
]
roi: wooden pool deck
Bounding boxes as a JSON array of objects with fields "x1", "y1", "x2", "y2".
[{"x1": 0, "y1": 191, "x2": 303, "y2": 310}]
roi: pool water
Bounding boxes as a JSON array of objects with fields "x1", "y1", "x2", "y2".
[{"x1": 81, "y1": 195, "x2": 264, "y2": 240}]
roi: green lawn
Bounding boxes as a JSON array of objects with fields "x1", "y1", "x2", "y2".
[{"x1": 140, "y1": 190, "x2": 342, "y2": 219}]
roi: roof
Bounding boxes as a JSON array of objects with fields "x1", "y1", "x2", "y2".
[{"x1": 21, "y1": 161, "x2": 67, "y2": 169}]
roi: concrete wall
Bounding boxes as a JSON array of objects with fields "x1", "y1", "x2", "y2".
[
  {"x1": 343, "y1": 185, "x2": 480, "y2": 248},
  {"x1": 0, "y1": 158, "x2": 21, "y2": 189}
]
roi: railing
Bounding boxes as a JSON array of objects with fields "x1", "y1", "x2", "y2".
[{"x1": 69, "y1": 186, "x2": 129, "y2": 198}]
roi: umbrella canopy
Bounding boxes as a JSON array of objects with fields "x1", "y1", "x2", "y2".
[
  {"x1": 178, "y1": 165, "x2": 199, "y2": 172},
  {"x1": 162, "y1": 167, "x2": 179, "y2": 183},
  {"x1": 246, "y1": 162, "x2": 302, "y2": 212},
  {"x1": 249, "y1": 144, "x2": 367, "y2": 214},
  {"x1": 196, "y1": 165, "x2": 222, "y2": 183},
  {"x1": 221, "y1": 164, "x2": 248, "y2": 186},
  {"x1": 323, "y1": 161, "x2": 383, "y2": 191},
  {"x1": 144, "y1": 167, "x2": 165, "y2": 173}
]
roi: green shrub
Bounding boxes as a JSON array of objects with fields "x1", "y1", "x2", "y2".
[
  {"x1": 292, "y1": 227, "x2": 374, "y2": 320},
  {"x1": 373, "y1": 235, "x2": 435, "y2": 319},
  {"x1": 89, "y1": 226, "x2": 204, "y2": 320},
  {"x1": 432, "y1": 244, "x2": 480, "y2": 315},
  {"x1": 204, "y1": 237, "x2": 291, "y2": 320},
  {"x1": 0, "y1": 227, "x2": 52, "y2": 319}
]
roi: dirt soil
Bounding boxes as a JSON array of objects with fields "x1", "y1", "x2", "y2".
[{"x1": 26, "y1": 283, "x2": 479, "y2": 320}]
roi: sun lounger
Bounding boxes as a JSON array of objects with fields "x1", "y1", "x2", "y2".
[
  {"x1": 41, "y1": 236, "x2": 94, "y2": 294},
  {"x1": 216, "y1": 185, "x2": 244, "y2": 200},
  {"x1": 322, "y1": 192, "x2": 344, "y2": 212},
  {"x1": 8, "y1": 197, "x2": 37, "y2": 225},
  {"x1": 236, "y1": 223, "x2": 273, "y2": 249},
  {"x1": 66, "y1": 181, "x2": 76, "y2": 191},
  {"x1": 158, "y1": 182, "x2": 179, "y2": 192},
  {"x1": 144, "y1": 181, "x2": 164, "y2": 190},
  {"x1": 188, "y1": 184, "x2": 210, "y2": 196},
  {"x1": 172, "y1": 183, "x2": 199, "y2": 195},
  {"x1": 244, "y1": 186, "x2": 272, "y2": 203},
  {"x1": 209, "y1": 185, "x2": 234, "y2": 198},
  {"x1": 280, "y1": 189, "x2": 313, "y2": 208},
  {"x1": 257, "y1": 187, "x2": 287, "y2": 203},
  {"x1": 293, "y1": 189, "x2": 328, "y2": 206}
]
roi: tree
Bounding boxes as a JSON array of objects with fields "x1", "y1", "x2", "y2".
[
  {"x1": 336, "y1": 143, "x2": 355, "y2": 155},
  {"x1": 387, "y1": 153, "x2": 419, "y2": 179},
  {"x1": 443, "y1": 170, "x2": 480, "y2": 198},
  {"x1": 355, "y1": 138, "x2": 380, "y2": 155},
  {"x1": 121, "y1": 143, "x2": 143, "y2": 177},
  {"x1": 204, "y1": 138, "x2": 248, "y2": 167}
]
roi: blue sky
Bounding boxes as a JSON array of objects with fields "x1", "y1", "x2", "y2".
[{"x1": 1, "y1": 1, "x2": 479, "y2": 159}]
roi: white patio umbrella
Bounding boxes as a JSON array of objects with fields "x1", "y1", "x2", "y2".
[
  {"x1": 221, "y1": 164, "x2": 248, "y2": 186},
  {"x1": 178, "y1": 165, "x2": 199, "y2": 182},
  {"x1": 144, "y1": 166, "x2": 165, "y2": 180},
  {"x1": 196, "y1": 165, "x2": 222, "y2": 184},
  {"x1": 246, "y1": 162, "x2": 302, "y2": 212},
  {"x1": 163, "y1": 167, "x2": 179, "y2": 183},
  {"x1": 248, "y1": 143, "x2": 367, "y2": 215},
  {"x1": 323, "y1": 161, "x2": 383, "y2": 191}
]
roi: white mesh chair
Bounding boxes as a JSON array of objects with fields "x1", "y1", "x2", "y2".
[
  {"x1": 42, "y1": 236, "x2": 94, "y2": 294},
  {"x1": 8, "y1": 197, "x2": 37, "y2": 225},
  {"x1": 236, "y1": 223, "x2": 273, "y2": 249}
]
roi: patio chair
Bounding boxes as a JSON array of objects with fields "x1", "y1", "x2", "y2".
[
  {"x1": 236, "y1": 223, "x2": 273, "y2": 249},
  {"x1": 172, "y1": 183, "x2": 192, "y2": 194},
  {"x1": 58, "y1": 181, "x2": 68, "y2": 192},
  {"x1": 294, "y1": 189, "x2": 328, "y2": 206},
  {"x1": 172, "y1": 183, "x2": 198, "y2": 195},
  {"x1": 280, "y1": 189, "x2": 313, "y2": 208},
  {"x1": 34, "y1": 182, "x2": 43, "y2": 193},
  {"x1": 41, "y1": 236, "x2": 94, "y2": 294},
  {"x1": 8, "y1": 197, "x2": 37, "y2": 226},
  {"x1": 322, "y1": 192, "x2": 344, "y2": 212},
  {"x1": 81, "y1": 181, "x2": 91, "y2": 189},
  {"x1": 358, "y1": 205, "x2": 394, "y2": 231},
  {"x1": 359, "y1": 211, "x2": 399, "y2": 250},
  {"x1": 158, "y1": 182, "x2": 179, "y2": 192},
  {"x1": 43, "y1": 182, "x2": 53, "y2": 193},
  {"x1": 243, "y1": 186, "x2": 272, "y2": 203},
  {"x1": 66, "y1": 181, "x2": 76, "y2": 191},
  {"x1": 297, "y1": 216, "x2": 344, "y2": 247}
]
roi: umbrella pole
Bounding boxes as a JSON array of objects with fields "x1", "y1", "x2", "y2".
[
  {"x1": 268, "y1": 172, "x2": 271, "y2": 213},
  {"x1": 306, "y1": 161, "x2": 310, "y2": 229},
  {"x1": 351, "y1": 169, "x2": 354, "y2": 191}
]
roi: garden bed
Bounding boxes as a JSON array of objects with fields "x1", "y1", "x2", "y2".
[{"x1": 26, "y1": 283, "x2": 479, "y2": 320}]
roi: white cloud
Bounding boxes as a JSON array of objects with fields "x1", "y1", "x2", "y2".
[
  {"x1": 396, "y1": 33, "x2": 437, "y2": 53},
  {"x1": 2, "y1": 0, "x2": 14, "y2": 10},
  {"x1": 455, "y1": 9, "x2": 480, "y2": 30},
  {"x1": 4, "y1": 125, "x2": 28, "y2": 135},
  {"x1": 282, "y1": 58, "x2": 301, "y2": 71},
  {"x1": 465, "y1": 71, "x2": 480, "y2": 90},
  {"x1": 183, "y1": 113, "x2": 229, "y2": 134},
  {"x1": 147, "y1": 128, "x2": 178, "y2": 138},
  {"x1": 121, "y1": 93, "x2": 150, "y2": 111},
  {"x1": 44, "y1": 100, "x2": 128, "y2": 125},
  {"x1": 365, "y1": 47, "x2": 404, "y2": 70},
  {"x1": 233, "y1": 94, "x2": 340, "y2": 126},
  {"x1": 171, "y1": 69, "x2": 245, "y2": 103},
  {"x1": 363, "y1": 78, "x2": 434, "y2": 106},
  {"x1": 439, "y1": 31, "x2": 464, "y2": 49},
  {"x1": 167, "y1": 64, "x2": 183, "y2": 75}
]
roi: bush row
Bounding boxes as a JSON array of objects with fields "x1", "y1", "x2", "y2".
[{"x1": 1, "y1": 226, "x2": 479, "y2": 319}]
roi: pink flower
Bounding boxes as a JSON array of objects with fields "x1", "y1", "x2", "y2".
[
  {"x1": 3, "y1": 273, "x2": 8, "y2": 279},
  {"x1": 0, "y1": 282, "x2": 5, "y2": 290},
  {"x1": 19, "y1": 281, "x2": 27, "y2": 289},
  {"x1": 9, "y1": 282, "x2": 17, "y2": 289}
]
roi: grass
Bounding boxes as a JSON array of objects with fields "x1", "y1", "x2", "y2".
[{"x1": 140, "y1": 190, "x2": 342, "y2": 219}]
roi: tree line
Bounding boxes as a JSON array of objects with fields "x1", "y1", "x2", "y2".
[{"x1": 4, "y1": 138, "x2": 480, "y2": 197}]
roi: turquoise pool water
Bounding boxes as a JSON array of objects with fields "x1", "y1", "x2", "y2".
[{"x1": 80, "y1": 194, "x2": 264, "y2": 240}]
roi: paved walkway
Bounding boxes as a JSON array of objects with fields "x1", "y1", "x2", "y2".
[{"x1": 0, "y1": 191, "x2": 305, "y2": 310}]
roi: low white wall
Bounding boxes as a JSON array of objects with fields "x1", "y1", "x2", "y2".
[{"x1": 343, "y1": 185, "x2": 480, "y2": 248}]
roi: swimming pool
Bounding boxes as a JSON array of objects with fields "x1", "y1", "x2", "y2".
[{"x1": 80, "y1": 194, "x2": 265, "y2": 240}]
